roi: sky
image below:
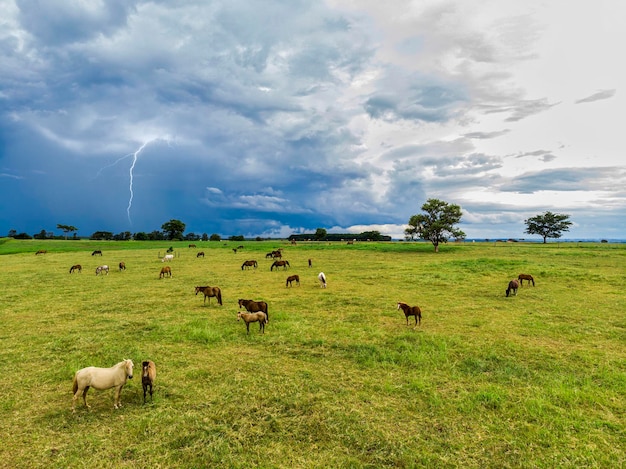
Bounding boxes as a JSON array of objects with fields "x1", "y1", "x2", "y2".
[{"x1": 1, "y1": 0, "x2": 625, "y2": 240}]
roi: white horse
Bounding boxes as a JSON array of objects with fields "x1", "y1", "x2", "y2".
[
  {"x1": 72, "y1": 359, "x2": 134, "y2": 411},
  {"x1": 95, "y1": 265, "x2": 109, "y2": 275},
  {"x1": 161, "y1": 254, "x2": 174, "y2": 262},
  {"x1": 318, "y1": 272, "x2": 327, "y2": 288}
]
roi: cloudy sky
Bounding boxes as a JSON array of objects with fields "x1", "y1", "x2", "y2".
[{"x1": 1, "y1": 0, "x2": 624, "y2": 240}]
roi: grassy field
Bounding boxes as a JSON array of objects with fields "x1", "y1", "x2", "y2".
[{"x1": 0, "y1": 238, "x2": 624, "y2": 468}]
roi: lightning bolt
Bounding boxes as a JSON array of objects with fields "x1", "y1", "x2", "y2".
[{"x1": 126, "y1": 141, "x2": 151, "y2": 225}]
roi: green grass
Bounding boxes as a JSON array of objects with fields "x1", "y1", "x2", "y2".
[{"x1": 0, "y1": 238, "x2": 624, "y2": 468}]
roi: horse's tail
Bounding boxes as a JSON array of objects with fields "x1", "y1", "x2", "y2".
[
  {"x1": 263, "y1": 303, "x2": 269, "y2": 322},
  {"x1": 217, "y1": 289, "x2": 223, "y2": 306}
]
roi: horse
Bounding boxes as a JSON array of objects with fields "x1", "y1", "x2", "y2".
[
  {"x1": 119, "y1": 262, "x2": 126, "y2": 271},
  {"x1": 69, "y1": 264, "x2": 82, "y2": 274},
  {"x1": 318, "y1": 272, "x2": 327, "y2": 288},
  {"x1": 159, "y1": 266, "x2": 172, "y2": 278},
  {"x1": 161, "y1": 254, "x2": 174, "y2": 262},
  {"x1": 237, "y1": 311, "x2": 267, "y2": 334},
  {"x1": 308, "y1": 259, "x2": 312, "y2": 268},
  {"x1": 241, "y1": 260, "x2": 258, "y2": 270},
  {"x1": 72, "y1": 359, "x2": 134, "y2": 411},
  {"x1": 195, "y1": 285, "x2": 223, "y2": 305},
  {"x1": 518, "y1": 274, "x2": 535, "y2": 286},
  {"x1": 35, "y1": 250, "x2": 47, "y2": 255},
  {"x1": 271, "y1": 260, "x2": 290, "y2": 271},
  {"x1": 238, "y1": 299, "x2": 269, "y2": 322},
  {"x1": 196, "y1": 251, "x2": 205, "y2": 258},
  {"x1": 141, "y1": 360, "x2": 156, "y2": 404},
  {"x1": 95, "y1": 265, "x2": 109, "y2": 275},
  {"x1": 188, "y1": 244, "x2": 196, "y2": 248},
  {"x1": 286, "y1": 275, "x2": 300, "y2": 287},
  {"x1": 506, "y1": 279, "x2": 519, "y2": 297},
  {"x1": 91, "y1": 250, "x2": 102, "y2": 256},
  {"x1": 397, "y1": 302, "x2": 421, "y2": 327}
]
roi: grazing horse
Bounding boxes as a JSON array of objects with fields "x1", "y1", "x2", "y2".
[
  {"x1": 271, "y1": 260, "x2": 290, "y2": 271},
  {"x1": 141, "y1": 360, "x2": 156, "y2": 404},
  {"x1": 286, "y1": 275, "x2": 300, "y2": 287},
  {"x1": 238, "y1": 299, "x2": 269, "y2": 322},
  {"x1": 160, "y1": 266, "x2": 172, "y2": 278},
  {"x1": 506, "y1": 279, "x2": 519, "y2": 297},
  {"x1": 35, "y1": 250, "x2": 47, "y2": 255},
  {"x1": 195, "y1": 285, "x2": 223, "y2": 305},
  {"x1": 397, "y1": 302, "x2": 422, "y2": 327},
  {"x1": 241, "y1": 260, "x2": 258, "y2": 270},
  {"x1": 196, "y1": 251, "x2": 205, "y2": 258},
  {"x1": 72, "y1": 359, "x2": 134, "y2": 411},
  {"x1": 95, "y1": 265, "x2": 109, "y2": 275},
  {"x1": 161, "y1": 254, "x2": 174, "y2": 262},
  {"x1": 69, "y1": 264, "x2": 82, "y2": 274},
  {"x1": 119, "y1": 262, "x2": 126, "y2": 271},
  {"x1": 188, "y1": 244, "x2": 196, "y2": 248},
  {"x1": 92, "y1": 250, "x2": 102, "y2": 256},
  {"x1": 518, "y1": 274, "x2": 535, "y2": 286},
  {"x1": 237, "y1": 311, "x2": 267, "y2": 334},
  {"x1": 318, "y1": 272, "x2": 327, "y2": 288}
]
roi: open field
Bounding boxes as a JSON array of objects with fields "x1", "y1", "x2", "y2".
[{"x1": 0, "y1": 239, "x2": 624, "y2": 468}]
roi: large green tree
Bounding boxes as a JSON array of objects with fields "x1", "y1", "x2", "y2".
[
  {"x1": 405, "y1": 198, "x2": 465, "y2": 252},
  {"x1": 57, "y1": 224, "x2": 78, "y2": 240},
  {"x1": 161, "y1": 219, "x2": 186, "y2": 240},
  {"x1": 314, "y1": 228, "x2": 327, "y2": 241},
  {"x1": 524, "y1": 211, "x2": 572, "y2": 243}
]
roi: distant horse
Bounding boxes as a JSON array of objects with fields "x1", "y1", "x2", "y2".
[
  {"x1": 69, "y1": 264, "x2": 82, "y2": 274},
  {"x1": 195, "y1": 285, "x2": 223, "y2": 305},
  {"x1": 72, "y1": 359, "x2": 134, "y2": 411},
  {"x1": 238, "y1": 299, "x2": 269, "y2": 322},
  {"x1": 397, "y1": 302, "x2": 421, "y2": 327},
  {"x1": 506, "y1": 279, "x2": 519, "y2": 297},
  {"x1": 162, "y1": 254, "x2": 174, "y2": 262},
  {"x1": 518, "y1": 274, "x2": 535, "y2": 286},
  {"x1": 188, "y1": 244, "x2": 196, "y2": 248},
  {"x1": 271, "y1": 260, "x2": 290, "y2": 271},
  {"x1": 119, "y1": 262, "x2": 126, "y2": 271},
  {"x1": 286, "y1": 275, "x2": 300, "y2": 287},
  {"x1": 241, "y1": 260, "x2": 258, "y2": 270},
  {"x1": 318, "y1": 272, "x2": 327, "y2": 288},
  {"x1": 160, "y1": 266, "x2": 172, "y2": 278},
  {"x1": 197, "y1": 251, "x2": 205, "y2": 258},
  {"x1": 95, "y1": 265, "x2": 109, "y2": 275},
  {"x1": 35, "y1": 250, "x2": 47, "y2": 255},
  {"x1": 237, "y1": 311, "x2": 267, "y2": 334},
  {"x1": 141, "y1": 360, "x2": 156, "y2": 404},
  {"x1": 92, "y1": 250, "x2": 102, "y2": 256},
  {"x1": 308, "y1": 259, "x2": 312, "y2": 268}
]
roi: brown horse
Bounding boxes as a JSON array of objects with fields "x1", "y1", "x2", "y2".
[
  {"x1": 238, "y1": 299, "x2": 269, "y2": 322},
  {"x1": 159, "y1": 266, "x2": 172, "y2": 278},
  {"x1": 286, "y1": 275, "x2": 300, "y2": 287},
  {"x1": 35, "y1": 250, "x2": 47, "y2": 255},
  {"x1": 237, "y1": 311, "x2": 267, "y2": 334},
  {"x1": 188, "y1": 244, "x2": 196, "y2": 248},
  {"x1": 271, "y1": 260, "x2": 290, "y2": 271},
  {"x1": 506, "y1": 279, "x2": 519, "y2": 297},
  {"x1": 196, "y1": 251, "x2": 205, "y2": 258},
  {"x1": 91, "y1": 250, "x2": 102, "y2": 256},
  {"x1": 518, "y1": 274, "x2": 535, "y2": 286},
  {"x1": 69, "y1": 264, "x2": 82, "y2": 274},
  {"x1": 195, "y1": 286, "x2": 223, "y2": 305},
  {"x1": 397, "y1": 302, "x2": 422, "y2": 327},
  {"x1": 141, "y1": 360, "x2": 156, "y2": 403},
  {"x1": 119, "y1": 262, "x2": 126, "y2": 271},
  {"x1": 241, "y1": 260, "x2": 258, "y2": 270}
]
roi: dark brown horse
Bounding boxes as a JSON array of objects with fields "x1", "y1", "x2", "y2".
[
  {"x1": 241, "y1": 260, "x2": 258, "y2": 270},
  {"x1": 238, "y1": 299, "x2": 269, "y2": 322},
  {"x1": 188, "y1": 244, "x2": 196, "y2": 248},
  {"x1": 69, "y1": 264, "x2": 82, "y2": 274},
  {"x1": 397, "y1": 302, "x2": 421, "y2": 327},
  {"x1": 286, "y1": 274, "x2": 300, "y2": 287},
  {"x1": 271, "y1": 260, "x2": 290, "y2": 271},
  {"x1": 91, "y1": 250, "x2": 102, "y2": 256},
  {"x1": 159, "y1": 266, "x2": 172, "y2": 278},
  {"x1": 506, "y1": 279, "x2": 519, "y2": 297},
  {"x1": 195, "y1": 286, "x2": 223, "y2": 305},
  {"x1": 196, "y1": 251, "x2": 205, "y2": 258},
  {"x1": 119, "y1": 262, "x2": 126, "y2": 271},
  {"x1": 518, "y1": 274, "x2": 535, "y2": 286},
  {"x1": 141, "y1": 360, "x2": 156, "y2": 403},
  {"x1": 35, "y1": 250, "x2": 47, "y2": 255}
]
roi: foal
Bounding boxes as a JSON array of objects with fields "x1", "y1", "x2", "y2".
[
  {"x1": 397, "y1": 302, "x2": 422, "y2": 327},
  {"x1": 237, "y1": 311, "x2": 267, "y2": 334},
  {"x1": 286, "y1": 275, "x2": 300, "y2": 287},
  {"x1": 141, "y1": 360, "x2": 156, "y2": 403},
  {"x1": 160, "y1": 266, "x2": 172, "y2": 278},
  {"x1": 506, "y1": 279, "x2": 519, "y2": 297}
]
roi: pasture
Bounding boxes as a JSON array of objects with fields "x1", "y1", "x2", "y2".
[{"x1": 0, "y1": 239, "x2": 624, "y2": 468}]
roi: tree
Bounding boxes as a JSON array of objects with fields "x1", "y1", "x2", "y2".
[
  {"x1": 209, "y1": 233, "x2": 221, "y2": 241},
  {"x1": 314, "y1": 228, "x2": 327, "y2": 241},
  {"x1": 524, "y1": 211, "x2": 572, "y2": 243},
  {"x1": 405, "y1": 198, "x2": 465, "y2": 252},
  {"x1": 161, "y1": 219, "x2": 186, "y2": 240},
  {"x1": 57, "y1": 224, "x2": 78, "y2": 240}
]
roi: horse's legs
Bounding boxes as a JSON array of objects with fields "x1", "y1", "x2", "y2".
[
  {"x1": 246, "y1": 322, "x2": 250, "y2": 334},
  {"x1": 114, "y1": 385, "x2": 123, "y2": 409},
  {"x1": 81, "y1": 386, "x2": 90, "y2": 408},
  {"x1": 143, "y1": 384, "x2": 147, "y2": 403}
]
